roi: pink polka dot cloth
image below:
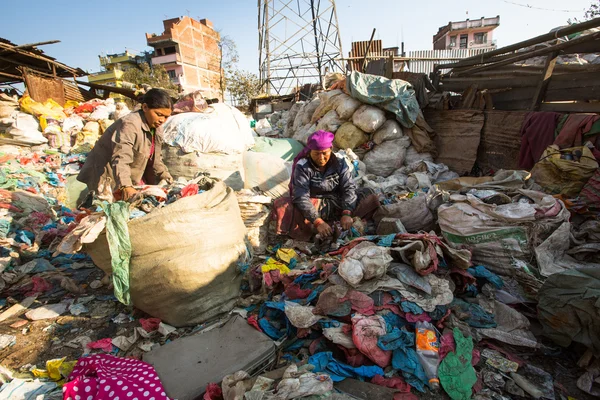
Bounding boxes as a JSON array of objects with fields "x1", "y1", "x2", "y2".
[{"x1": 62, "y1": 354, "x2": 171, "y2": 400}]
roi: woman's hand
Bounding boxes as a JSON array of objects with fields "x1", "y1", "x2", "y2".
[
  {"x1": 122, "y1": 187, "x2": 138, "y2": 202},
  {"x1": 315, "y1": 218, "x2": 333, "y2": 237},
  {"x1": 341, "y1": 215, "x2": 353, "y2": 230}
]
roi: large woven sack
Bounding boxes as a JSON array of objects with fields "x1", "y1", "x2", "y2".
[
  {"x1": 530, "y1": 145, "x2": 598, "y2": 198},
  {"x1": 438, "y1": 189, "x2": 569, "y2": 276},
  {"x1": 85, "y1": 179, "x2": 248, "y2": 327},
  {"x1": 363, "y1": 137, "x2": 410, "y2": 177},
  {"x1": 162, "y1": 146, "x2": 245, "y2": 190},
  {"x1": 334, "y1": 122, "x2": 368, "y2": 150},
  {"x1": 243, "y1": 151, "x2": 291, "y2": 199}
]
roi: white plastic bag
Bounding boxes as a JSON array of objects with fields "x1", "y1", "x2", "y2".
[
  {"x1": 352, "y1": 104, "x2": 386, "y2": 133},
  {"x1": 162, "y1": 103, "x2": 255, "y2": 154},
  {"x1": 243, "y1": 151, "x2": 291, "y2": 199},
  {"x1": 284, "y1": 301, "x2": 323, "y2": 328},
  {"x1": 339, "y1": 242, "x2": 393, "y2": 287},
  {"x1": 255, "y1": 118, "x2": 272, "y2": 135},
  {"x1": 372, "y1": 120, "x2": 404, "y2": 145},
  {"x1": 363, "y1": 137, "x2": 411, "y2": 177},
  {"x1": 316, "y1": 110, "x2": 343, "y2": 133},
  {"x1": 333, "y1": 93, "x2": 362, "y2": 120},
  {"x1": 292, "y1": 123, "x2": 317, "y2": 145}
]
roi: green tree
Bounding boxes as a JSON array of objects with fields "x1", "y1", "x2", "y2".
[
  {"x1": 218, "y1": 35, "x2": 239, "y2": 99},
  {"x1": 122, "y1": 62, "x2": 178, "y2": 91},
  {"x1": 226, "y1": 70, "x2": 260, "y2": 108},
  {"x1": 569, "y1": 0, "x2": 600, "y2": 23}
]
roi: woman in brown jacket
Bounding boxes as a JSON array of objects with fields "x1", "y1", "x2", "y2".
[{"x1": 77, "y1": 89, "x2": 174, "y2": 202}]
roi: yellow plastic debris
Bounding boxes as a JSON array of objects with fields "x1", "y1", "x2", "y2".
[
  {"x1": 261, "y1": 258, "x2": 291, "y2": 275},
  {"x1": 31, "y1": 357, "x2": 76, "y2": 382},
  {"x1": 276, "y1": 248, "x2": 299, "y2": 264}
]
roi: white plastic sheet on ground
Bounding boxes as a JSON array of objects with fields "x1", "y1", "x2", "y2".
[
  {"x1": 162, "y1": 104, "x2": 255, "y2": 154},
  {"x1": 338, "y1": 242, "x2": 393, "y2": 287}
]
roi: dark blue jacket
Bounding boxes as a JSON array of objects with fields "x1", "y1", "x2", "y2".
[{"x1": 291, "y1": 154, "x2": 357, "y2": 222}]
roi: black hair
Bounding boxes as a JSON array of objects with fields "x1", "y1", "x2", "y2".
[{"x1": 142, "y1": 88, "x2": 172, "y2": 109}]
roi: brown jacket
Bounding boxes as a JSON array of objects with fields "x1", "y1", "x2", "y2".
[{"x1": 77, "y1": 110, "x2": 170, "y2": 191}]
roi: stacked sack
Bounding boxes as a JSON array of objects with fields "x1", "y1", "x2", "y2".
[
  {"x1": 161, "y1": 103, "x2": 255, "y2": 191},
  {"x1": 286, "y1": 72, "x2": 437, "y2": 180}
]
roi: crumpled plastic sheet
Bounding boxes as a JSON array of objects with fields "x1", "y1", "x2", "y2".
[
  {"x1": 323, "y1": 323, "x2": 356, "y2": 349},
  {"x1": 395, "y1": 274, "x2": 454, "y2": 313},
  {"x1": 467, "y1": 266, "x2": 504, "y2": 289},
  {"x1": 273, "y1": 364, "x2": 334, "y2": 400},
  {"x1": 308, "y1": 351, "x2": 384, "y2": 382},
  {"x1": 98, "y1": 201, "x2": 131, "y2": 305},
  {"x1": 377, "y1": 328, "x2": 429, "y2": 392},
  {"x1": 339, "y1": 242, "x2": 393, "y2": 286},
  {"x1": 284, "y1": 301, "x2": 323, "y2": 329},
  {"x1": 388, "y1": 263, "x2": 432, "y2": 295},
  {"x1": 438, "y1": 328, "x2": 477, "y2": 400},
  {"x1": 449, "y1": 299, "x2": 496, "y2": 329},
  {"x1": 351, "y1": 314, "x2": 391, "y2": 368}
]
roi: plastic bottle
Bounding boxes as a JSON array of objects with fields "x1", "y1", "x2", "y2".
[{"x1": 415, "y1": 321, "x2": 440, "y2": 391}]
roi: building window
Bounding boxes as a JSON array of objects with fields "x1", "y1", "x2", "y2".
[
  {"x1": 155, "y1": 48, "x2": 163, "y2": 56},
  {"x1": 474, "y1": 32, "x2": 487, "y2": 44},
  {"x1": 449, "y1": 35, "x2": 457, "y2": 47},
  {"x1": 167, "y1": 70, "x2": 176, "y2": 80},
  {"x1": 164, "y1": 46, "x2": 176, "y2": 55},
  {"x1": 459, "y1": 34, "x2": 468, "y2": 49}
]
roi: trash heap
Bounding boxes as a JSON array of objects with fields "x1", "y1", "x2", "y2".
[
  {"x1": 1, "y1": 94, "x2": 128, "y2": 153},
  {"x1": 201, "y1": 167, "x2": 600, "y2": 399}
]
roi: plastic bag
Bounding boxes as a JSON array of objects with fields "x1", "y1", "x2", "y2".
[
  {"x1": 255, "y1": 118, "x2": 273, "y2": 136},
  {"x1": 334, "y1": 122, "x2": 368, "y2": 150},
  {"x1": 333, "y1": 93, "x2": 362, "y2": 120},
  {"x1": 316, "y1": 110, "x2": 343, "y2": 133},
  {"x1": 352, "y1": 314, "x2": 391, "y2": 368},
  {"x1": 352, "y1": 104, "x2": 386, "y2": 133},
  {"x1": 404, "y1": 146, "x2": 434, "y2": 166},
  {"x1": 311, "y1": 90, "x2": 343, "y2": 123},
  {"x1": 339, "y1": 242, "x2": 393, "y2": 287},
  {"x1": 364, "y1": 137, "x2": 411, "y2": 177},
  {"x1": 284, "y1": 301, "x2": 323, "y2": 328},
  {"x1": 374, "y1": 194, "x2": 435, "y2": 233},
  {"x1": 373, "y1": 120, "x2": 404, "y2": 144},
  {"x1": 243, "y1": 151, "x2": 291, "y2": 199},
  {"x1": 300, "y1": 98, "x2": 321, "y2": 126},
  {"x1": 292, "y1": 123, "x2": 317, "y2": 145},
  {"x1": 162, "y1": 104, "x2": 255, "y2": 154}
]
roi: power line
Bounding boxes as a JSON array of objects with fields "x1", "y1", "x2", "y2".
[{"x1": 500, "y1": 0, "x2": 584, "y2": 13}]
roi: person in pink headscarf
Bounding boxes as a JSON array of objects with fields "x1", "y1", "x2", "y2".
[{"x1": 273, "y1": 130, "x2": 379, "y2": 241}]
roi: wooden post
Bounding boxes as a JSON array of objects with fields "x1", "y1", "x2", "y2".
[
  {"x1": 361, "y1": 28, "x2": 376, "y2": 73},
  {"x1": 530, "y1": 51, "x2": 559, "y2": 111}
]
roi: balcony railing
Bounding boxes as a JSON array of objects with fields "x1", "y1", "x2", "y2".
[
  {"x1": 151, "y1": 53, "x2": 181, "y2": 64},
  {"x1": 88, "y1": 69, "x2": 124, "y2": 82}
]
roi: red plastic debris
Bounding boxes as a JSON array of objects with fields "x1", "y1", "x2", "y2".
[
  {"x1": 140, "y1": 318, "x2": 161, "y2": 332},
  {"x1": 203, "y1": 382, "x2": 223, "y2": 400},
  {"x1": 371, "y1": 374, "x2": 412, "y2": 393},
  {"x1": 86, "y1": 338, "x2": 113, "y2": 353},
  {"x1": 181, "y1": 183, "x2": 199, "y2": 198}
]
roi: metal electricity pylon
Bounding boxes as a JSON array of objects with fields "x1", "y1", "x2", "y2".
[{"x1": 258, "y1": 0, "x2": 344, "y2": 98}]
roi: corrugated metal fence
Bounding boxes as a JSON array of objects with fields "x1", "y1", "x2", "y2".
[{"x1": 406, "y1": 49, "x2": 490, "y2": 75}]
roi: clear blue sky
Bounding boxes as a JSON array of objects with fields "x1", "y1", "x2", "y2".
[{"x1": 2, "y1": 0, "x2": 594, "y2": 77}]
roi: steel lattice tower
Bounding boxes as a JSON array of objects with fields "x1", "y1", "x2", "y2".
[{"x1": 258, "y1": 0, "x2": 344, "y2": 98}]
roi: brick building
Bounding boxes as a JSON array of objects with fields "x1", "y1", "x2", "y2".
[
  {"x1": 146, "y1": 16, "x2": 222, "y2": 98},
  {"x1": 433, "y1": 16, "x2": 500, "y2": 51}
]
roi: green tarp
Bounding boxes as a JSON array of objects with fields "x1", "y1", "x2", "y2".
[{"x1": 347, "y1": 71, "x2": 420, "y2": 129}]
